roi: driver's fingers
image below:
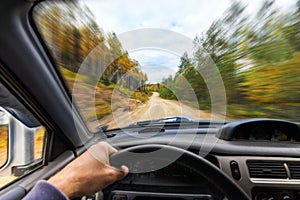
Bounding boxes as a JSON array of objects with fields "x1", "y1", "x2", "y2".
[
  {"x1": 108, "y1": 145, "x2": 118, "y2": 155},
  {"x1": 107, "y1": 165, "x2": 129, "y2": 182},
  {"x1": 120, "y1": 165, "x2": 129, "y2": 176},
  {"x1": 96, "y1": 141, "x2": 118, "y2": 155},
  {"x1": 90, "y1": 142, "x2": 118, "y2": 164}
]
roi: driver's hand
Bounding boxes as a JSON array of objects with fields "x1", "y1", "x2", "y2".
[{"x1": 48, "y1": 142, "x2": 129, "y2": 198}]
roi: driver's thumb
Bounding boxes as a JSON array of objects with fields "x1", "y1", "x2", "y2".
[{"x1": 114, "y1": 165, "x2": 129, "y2": 180}]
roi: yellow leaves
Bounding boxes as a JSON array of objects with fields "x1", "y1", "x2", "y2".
[{"x1": 241, "y1": 53, "x2": 300, "y2": 104}]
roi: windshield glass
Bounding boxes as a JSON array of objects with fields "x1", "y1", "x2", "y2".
[{"x1": 33, "y1": 0, "x2": 299, "y2": 132}]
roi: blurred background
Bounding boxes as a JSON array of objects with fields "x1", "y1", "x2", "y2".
[{"x1": 34, "y1": 0, "x2": 300, "y2": 130}]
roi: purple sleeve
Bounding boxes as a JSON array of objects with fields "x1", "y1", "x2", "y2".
[{"x1": 23, "y1": 180, "x2": 68, "y2": 200}]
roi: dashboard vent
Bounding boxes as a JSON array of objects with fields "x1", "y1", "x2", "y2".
[
  {"x1": 247, "y1": 160, "x2": 287, "y2": 179},
  {"x1": 288, "y1": 162, "x2": 300, "y2": 179}
]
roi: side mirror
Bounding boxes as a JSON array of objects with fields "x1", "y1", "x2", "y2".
[{"x1": 0, "y1": 107, "x2": 45, "y2": 181}]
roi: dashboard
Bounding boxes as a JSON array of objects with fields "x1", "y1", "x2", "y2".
[
  {"x1": 217, "y1": 119, "x2": 300, "y2": 142},
  {"x1": 235, "y1": 124, "x2": 292, "y2": 141},
  {"x1": 217, "y1": 156, "x2": 300, "y2": 200},
  {"x1": 104, "y1": 161, "x2": 222, "y2": 200},
  {"x1": 102, "y1": 118, "x2": 300, "y2": 200}
]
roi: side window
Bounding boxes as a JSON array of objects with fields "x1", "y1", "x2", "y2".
[
  {"x1": 0, "y1": 83, "x2": 46, "y2": 188},
  {"x1": 34, "y1": 126, "x2": 46, "y2": 160},
  {"x1": 0, "y1": 124, "x2": 8, "y2": 167}
]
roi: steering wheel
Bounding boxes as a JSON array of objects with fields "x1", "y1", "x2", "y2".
[{"x1": 106, "y1": 144, "x2": 250, "y2": 200}]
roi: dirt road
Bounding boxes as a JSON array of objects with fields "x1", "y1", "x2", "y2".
[{"x1": 99, "y1": 92, "x2": 222, "y2": 129}]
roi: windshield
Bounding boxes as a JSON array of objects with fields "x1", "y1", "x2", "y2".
[{"x1": 33, "y1": 0, "x2": 299, "y2": 132}]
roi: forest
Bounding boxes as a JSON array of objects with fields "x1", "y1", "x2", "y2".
[
  {"x1": 35, "y1": 1, "x2": 149, "y2": 125},
  {"x1": 159, "y1": 0, "x2": 300, "y2": 120}
]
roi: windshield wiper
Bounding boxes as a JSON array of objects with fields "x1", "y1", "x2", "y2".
[
  {"x1": 130, "y1": 116, "x2": 194, "y2": 126},
  {"x1": 102, "y1": 116, "x2": 227, "y2": 135},
  {"x1": 102, "y1": 116, "x2": 196, "y2": 132},
  {"x1": 127, "y1": 116, "x2": 227, "y2": 127}
]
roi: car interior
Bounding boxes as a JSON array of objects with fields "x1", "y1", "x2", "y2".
[{"x1": 0, "y1": 0, "x2": 299, "y2": 200}]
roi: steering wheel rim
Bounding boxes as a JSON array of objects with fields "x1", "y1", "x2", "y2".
[{"x1": 108, "y1": 144, "x2": 250, "y2": 200}]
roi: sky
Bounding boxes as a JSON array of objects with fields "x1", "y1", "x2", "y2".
[{"x1": 84, "y1": 0, "x2": 297, "y2": 83}]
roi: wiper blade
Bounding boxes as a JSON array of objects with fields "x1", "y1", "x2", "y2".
[
  {"x1": 131, "y1": 116, "x2": 194, "y2": 126},
  {"x1": 109, "y1": 117, "x2": 227, "y2": 131}
]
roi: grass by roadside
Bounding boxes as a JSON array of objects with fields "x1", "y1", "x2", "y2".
[
  {"x1": 227, "y1": 103, "x2": 299, "y2": 120},
  {"x1": 156, "y1": 85, "x2": 299, "y2": 121},
  {"x1": 157, "y1": 87, "x2": 177, "y2": 100},
  {"x1": 194, "y1": 102, "x2": 299, "y2": 121},
  {"x1": 131, "y1": 91, "x2": 152, "y2": 103}
]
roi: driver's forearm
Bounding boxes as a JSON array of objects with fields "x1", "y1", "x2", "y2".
[{"x1": 22, "y1": 180, "x2": 68, "y2": 200}]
